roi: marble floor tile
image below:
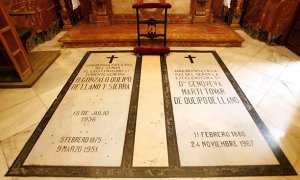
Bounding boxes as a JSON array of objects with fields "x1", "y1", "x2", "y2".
[
  {"x1": 264, "y1": 123, "x2": 300, "y2": 167},
  {"x1": 32, "y1": 62, "x2": 70, "y2": 95},
  {"x1": 0, "y1": 145, "x2": 12, "y2": 180},
  {"x1": 0, "y1": 88, "x2": 36, "y2": 112},
  {"x1": 38, "y1": 85, "x2": 63, "y2": 108},
  {"x1": 228, "y1": 38, "x2": 267, "y2": 57},
  {"x1": 217, "y1": 48, "x2": 253, "y2": 74},
  {"x1": 234, "y1": 67, "x2": 276, "y2": 93},
  {"x1": 235, "y1": 30, "x2": 253, "y2": 41},
  {"x1": 294, "y1": 157, "x2": 300, "y2": 176},
  {"x1": 256, "y1": 94, "x2": 300, "y2": 138},
  {"x1": 238, "y1": 84, "x2": 265, "y2": 108},
  {"x1": 245, "y1": 56, "x2": 286, "y2": 78},
  {"x1": 256, "y1": 80, "x2": 300, "y2": 138},
  {"x1": 1, "y1": 124, "x2": 37, "y2": 166},
  {"x1": 255, "y1": 46, "x2": 291, "y2": 65},
  {"x1": 0, "y1": 97, "x2": 47, "y2": 141},
  {"x1": 273, "y1": 46, "x2": 300, "y2": 61},
  {"x1": 279, "y1": 61, "x2": 300, "y2": 85},
  {"x1": 264, "y1": 80, "x2": 300, "y2": 111},
  {"x1": 54, "y1": 49, "x2": 86, "y2": 75}
]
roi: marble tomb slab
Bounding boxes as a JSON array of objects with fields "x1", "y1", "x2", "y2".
[{"x1": 6, "y1": 51, "x2": 296, "y2": 178}]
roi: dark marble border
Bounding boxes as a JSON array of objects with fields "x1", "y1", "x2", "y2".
[
  {"x1": 6, "y1": 50, "x2": 297, "y2": 178},
  {"x1": 160, "y1": 54, "x2": 181, "y2": 168},
  {"x1": 121, "y1": 54, "x2": 142, "y2": 168}
]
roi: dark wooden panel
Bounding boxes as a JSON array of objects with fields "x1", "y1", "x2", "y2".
[
  {"x1": 0, "y1": 1, "x2": 33, "y2": 81},
  {"x1": 286, "y1": 5, "x2": 300, "y2": 56},
  {"x1": 0, "y1": 50, "x2": 60, "y2": 87}
]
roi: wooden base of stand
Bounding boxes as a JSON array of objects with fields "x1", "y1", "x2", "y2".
[
  {"x1": 0, "y1": 51, "x2": 60, "y2": 88},
  {"x1": 89, "y1": 14, "x2": 110, "y2": 25},
  {"x1": 133, "y1": 46, "x2": 170, "y2": 55}
]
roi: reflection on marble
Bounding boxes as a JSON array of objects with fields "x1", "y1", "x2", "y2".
[
  {"x1": 256, "y1": 84, "x2": 300, "y2": 137},
  {"x1": 238, "y1": 84, "x2": 265, "y2": 108},
  {"x1": 279, "y1": 61, "x2": 300, "y2": 85},
  {"x1": 264, "y1": 124, "x2": 300, "y2": 168}
]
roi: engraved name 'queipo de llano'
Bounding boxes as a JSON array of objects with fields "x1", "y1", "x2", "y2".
[
  {"x1": 70, "y1": 63, "x2": 133, "y2": 91},
  {"x1": 173, "y1": 69, "x2": 240, "y2": 105}
]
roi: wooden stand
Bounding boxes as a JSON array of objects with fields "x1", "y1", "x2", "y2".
[
  {"x1": 0, "y1": 2, "x2": 61, "y2": 87},
  {"x1": 0, "y1": 1, "x2": 33, "y2": 81},
  {"x1": 59, "y1": 0, "x2": 73, "y2": 30},
  {"x1": 132, "y1": 3, "x2": 171, "y2": 55},
  {"x1": 230, "y1": 0, "x2": 244, "y2": 29},
  {"x1": 90, "y1": 0, "x2": 110, "y2": 25},
  {"x1": 193, "y1": 0, "x2": 213, "y2": 23}
]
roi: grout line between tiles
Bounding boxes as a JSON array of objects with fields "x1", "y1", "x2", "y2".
[
  {"x1": 0, "y1": 141, "x2": 10, "y2": 170},
  {"x1": 0, "y1": 96, "x2": 38, "y2": 114},
  {"x1": 255, "y1": 56, "x2": 292, "y2": 108}
]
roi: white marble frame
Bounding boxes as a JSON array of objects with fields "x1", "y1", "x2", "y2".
[{"x1": 6, "y1": 51, "x2": 297, "y2": 178}]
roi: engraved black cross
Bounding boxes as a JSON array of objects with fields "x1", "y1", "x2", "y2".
[
  {"x1": 107, "y1": 55, "x2": 118, "y2": 63},
  {"x1": 185, "y1": 55, "x2": 196, "y2": 63}
]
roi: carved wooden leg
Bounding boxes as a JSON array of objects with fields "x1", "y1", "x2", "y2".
[
  {"x1": 230, "y1": 0, "x2": 243, "y2": 29},
  {"x1": 59, "y1": 0, "x2": 72, "y2": 30}
]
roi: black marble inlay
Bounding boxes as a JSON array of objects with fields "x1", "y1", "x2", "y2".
[{"x1": 6, "y1": 50, "x2": 297, "y2": 178}]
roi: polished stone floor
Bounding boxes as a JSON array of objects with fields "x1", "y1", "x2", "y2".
[{"x1": 0, "y1": 30, "x2": 300, "y2": 179}]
